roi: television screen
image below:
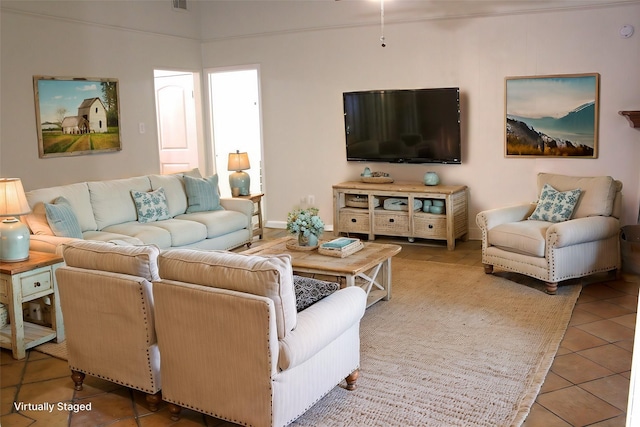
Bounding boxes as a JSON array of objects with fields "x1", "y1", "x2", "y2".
[{"x1": 343, "y1": 88, "x2": 461, "y2": 164}]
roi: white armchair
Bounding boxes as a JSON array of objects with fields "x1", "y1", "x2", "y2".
[
  {"x1": 476, "y1": 173, "x2": 622, "y2": 294},
  {"x1": 152, "y1": 249, "x2": 366, "y2": 427}
]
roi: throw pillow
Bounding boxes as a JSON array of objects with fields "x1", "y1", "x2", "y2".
[
  {"x1": 44, "y1": 196, "x2": 83, "y2": 238},
  {"x1": 131, "y1": 187, "x2": 171, "y2": 223},
  {"x1": 529, "y1": 183, "x2": 582, "y2": 223},
  {"x1": 293, "y1": 275, "x2": 340, "y2": 312},
  {"x1": 184, "y1": 174, "x2": 224, "y2": 213}
]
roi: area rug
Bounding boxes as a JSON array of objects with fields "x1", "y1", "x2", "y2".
[
  {"x1": 292, "y1": 258, "x2": 581, "y2": 427},
  {"x1": 34, "y1": 340, "x2": 68, "y2": 360}
]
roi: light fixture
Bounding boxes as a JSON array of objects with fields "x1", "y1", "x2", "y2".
[
  {"x1": 227, "y1": 150, "x2": 251, "y2": 196},
  {"x1": 0, "y1": 178, "x2": 31, "y2": 262}
]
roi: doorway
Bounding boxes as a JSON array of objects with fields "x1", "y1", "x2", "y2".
[
  {"x1": 153, "y1": 69, "x2": 200, "y2": 174},
  {"x1": 207, "y1": 66, "x2": 263, "y2": 198}
]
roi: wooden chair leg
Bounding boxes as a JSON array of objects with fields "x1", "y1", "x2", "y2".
[
  {"x1": 146, "y1": 392, "x2": 162, "y2": 412},
  {"x1": 483, "y1": 264, "x2": 493, "y2": 274},
  {"x1": 345, "y1": 369, "x2": 359, "y2": 391},
  {"x1": 545, "y1": 282, "x2": 558, "y2": 295},
  {"x1": 168, "y1": 403, "x2": 182, "y2": 421},
  {"x1": 71, "y1": 370, "x2": 85, "y2": 391}
]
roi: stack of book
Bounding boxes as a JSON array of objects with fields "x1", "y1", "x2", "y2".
[{"x1": 318, "y1": 237, "x2": 364, "y2": 258}]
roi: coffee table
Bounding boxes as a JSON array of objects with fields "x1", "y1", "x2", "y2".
[{"x1": 242, "y1": 237, "x2": 402, "y2": 307}]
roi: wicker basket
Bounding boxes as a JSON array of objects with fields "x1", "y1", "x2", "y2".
[
  {"x1": 345, "y1": 195, "x2": 379, "y2": 208},
  {"x1": 0, "y1": 304, "x2": 7, "y2": 328},
  {"x1": 361, "y1": 176, "x2": 393, "y2": 183}
]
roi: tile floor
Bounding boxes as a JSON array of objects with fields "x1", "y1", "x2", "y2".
[{"x1": 1, "y1": 231, "x2": 638, "y2": 427}]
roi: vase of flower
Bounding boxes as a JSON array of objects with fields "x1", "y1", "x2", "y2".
[{"x1": 287, "y1": 207, "x2": 324, "y2": 247}]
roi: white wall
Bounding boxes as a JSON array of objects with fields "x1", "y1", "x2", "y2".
[
  {"x1": 200, "y1": 4, "x2": 640, "y2": 236},
  {"x1": 0, "y1": 3, "x2": 203, "y2": 188},
  {"x1": 1, "y1": 2, "x2": 639, "y2": 239}
]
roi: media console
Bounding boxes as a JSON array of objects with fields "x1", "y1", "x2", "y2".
[{"x1": 333, "y1": 181, "x2": 468, "y2": 250}]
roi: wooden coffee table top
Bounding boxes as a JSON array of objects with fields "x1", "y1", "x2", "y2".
[{"x1": 243, "y1": 237, "x2": 402, "y2": 276}]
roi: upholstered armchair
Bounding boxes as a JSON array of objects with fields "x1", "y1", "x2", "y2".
[
  {"x1": 476, "y1": 173, "x2": 622, "y2": 294},
  {"x1": 55, "y1": 241, "x2": 162, "y2": 410},
  {"x1": 152, "y1": 249, "x2": 367, "y2": 427}
]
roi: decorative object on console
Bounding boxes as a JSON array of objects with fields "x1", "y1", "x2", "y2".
[
  {"x1": 505, "y1": 73, "x2": 599, "y2": 158},
  {"x1": 286, "y1": 207, "x2": 324, "y2": 247},
  {"x1": 227, "y1": 150, "x2": 251, "y2": 196},
  {"x1": 361, "y1": 167, "x2": 372, "y2": 177},
  {"x1": 383, "y1": 198, "x2": 422, "y2": 211},
  {"x1": 423, "y1": 171, "x2": 440, "y2": 186},
  {"x1": 361, "y1": 171, "x2": 393, "y2": 183},
  {"x1": 0, "y1": 178, "x2": 31, "y2": 262}
]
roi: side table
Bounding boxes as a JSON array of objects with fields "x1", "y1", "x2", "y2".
[
  {"x1": 0, "y1": 251, "x2": 65, "y2": 359},
  {"x1": 237, "y1": 193, "x2": 264, "y2": 239}
]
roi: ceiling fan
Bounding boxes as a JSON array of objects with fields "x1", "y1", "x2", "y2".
[{"x1": 335, "y1": 0, "x2": 387, "y2": 47}]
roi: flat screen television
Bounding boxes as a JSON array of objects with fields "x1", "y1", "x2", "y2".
[{"x1": 343, "y1": 87, "x2": 461, "y2": 164}]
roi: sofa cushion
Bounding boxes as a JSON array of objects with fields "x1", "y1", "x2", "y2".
[
  {"x1": 149, "y1": 174, "x2": 188, "y2": 217},
  {"x1": 102, "y1": 222, "x2": 173, "y2": 249},
  {"x1": 131, "y1": 188, "x2": 171, "y2": 223},
  {"x1": 158, "y1": 249, "x2": 297, "y2": 339},
  {"x1": 293, "y1": 276, "x2": 340, "y2": 312},
  {"x1": 26, "y1": 203, "x2": 54, "y2": 235},
  {"x1": 176, "y1": 210, "x2": 248, "y2": 239},
  {"x1": 25, "y1": 182, "x2": 97, "y2": 232},
  {"x1": 143, "y1": 218, "x2": 207, "y2": 246},
  {"x1": 45, "y1": 197, "x2": 83, "y2": 239},
  {"x1": 61, "y1": 240, "x2": 160, "y2": 281},
  {"x1": 529, "y1": 184, "x2": 581, "y2": 223},
  {"x1": 488, "y1": 220, "x2": 550, "y2": 257},
  {"x1": 537, "y1": 173, "x2": 618, "y2": 218},
  {"x1": 184, "y1": 175, "x2": 224, "y2": 213},
  {"x1": 88, "y1": 176, "x2": 151, "y2": 230}
]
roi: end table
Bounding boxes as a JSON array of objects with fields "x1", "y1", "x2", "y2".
[
  {"x1": 237, "y1": 193, "x2": 264, "y2": 239},
  {"x1": 0, "y1": 251, "x2": 65, "y2": 359}
]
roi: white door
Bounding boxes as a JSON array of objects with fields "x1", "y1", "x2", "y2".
[
  {"x1": 154, "y1": 70, "x2": 199, "y2": 174},
  {"x1": 208, "y1": 67, "x2": 262, "y2": 198}
]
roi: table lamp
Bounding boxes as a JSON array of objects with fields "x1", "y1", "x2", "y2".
[
  {"x1": 0, "y1": 178, "x2": 31, "y2": 262},
  {"x1": 227, "y1": 150, "x2": 250, "y2": 196}
]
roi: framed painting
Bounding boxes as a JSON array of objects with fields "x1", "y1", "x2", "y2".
[
  {"x1": 505, "y1": 73, "x2": 599, "y2": 158},
  {"x1": 33, "y1": 76, "x2": 122, "y2": 158}
]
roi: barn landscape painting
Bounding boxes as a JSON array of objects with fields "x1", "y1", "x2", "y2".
[
  {"x1": 505, "y1": 73, "x2": 599, "y2": 158},
  {"x1": 33, "y1": 76, "x2": 121, "y2": 158}
]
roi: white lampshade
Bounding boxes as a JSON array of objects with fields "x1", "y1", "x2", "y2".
[
  {"x1": 227, "y1": 150, "x2": 251, "y2": 196},
  {"x1": 0, "y1": 178, "x2": 30, "y2": 217},
  {"x1": 227, "y1": 150, "x2": 250, "y2": 172},
  {"x1": 0, "y1": 178, "x2": 31, "y2": 262}
]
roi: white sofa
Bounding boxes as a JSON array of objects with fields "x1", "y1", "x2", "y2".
[{"x1": 23, "y1": 170, "x2": 254, "y2": 254}]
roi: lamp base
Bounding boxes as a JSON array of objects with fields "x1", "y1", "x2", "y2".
[
  {"x1": 0, "y1": 218, "x2": 30, "y2": 262},
  {"x1": 229, "y1": 171, "x2": 250, "y2": 196}
]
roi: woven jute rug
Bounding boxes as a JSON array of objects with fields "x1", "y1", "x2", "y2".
[
  {"x1": 34, "y1": 340, "x2": 68, "y2": 360},
  {"x1": 292, "y1": 258, "x2": 581, "y2": 427}
]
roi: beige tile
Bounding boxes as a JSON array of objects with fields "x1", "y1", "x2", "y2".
[
  {"x1": 22, "y1": 356, "x2": 70, "y2": 384},
  {"x1": 539, "y1": 371, "x2": 572, "y2": 393},
  {"x1": 560, "y1": 326, "x2": 608, "y2": 351},
  {"x1": 569, "y1": 307, "x2": 604, "y2": 326},
  {"x1": 588, "y1": 414, "x2": 628, "y2": 426},
  {"x1": 536, "y1": 385, "x2": 622, "y2": 426},
  {"x1": 522, "y1": 403, "x2": 572, "y2": 427},
  {"x1": 0, "y1": 412, "x2": 35, "y2": 427},
  {"x1": 578, "y1": 344, "x2": 632, "y2": 374},
  {"x1": 1, "y1": 385, "x2": 18, "y2": 416},
  {"x1": 0, "y1": 358, "x2": 27, "y2": 387},
  {"x1": 16, "y1": 376, "x2": 75, "y2": 406},
  {"x1": 579, "y1": 374, "x2": 630, "y2": 411},
  {"x1": 610, "y1": 313, "x2": 636, "y2": 329},
  {"x1": 577, "y1": 300, "x2": 634, "y2": 319},
  {"x1": 577, "y1": 319, "x2": 635, "y2": 343},
  {"x1": 69, "y1": 390, "x2": 137, "y2": 426},
  {"x1": 551, "y1": 353, "x2": 614, "y2": 384}
]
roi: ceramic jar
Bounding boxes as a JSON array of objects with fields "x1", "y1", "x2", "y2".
[{"x1": 424, "y1": 172, "x2": 440, "y2": 186}]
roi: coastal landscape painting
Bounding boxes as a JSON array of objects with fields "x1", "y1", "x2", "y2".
[
  {"x1": 505, "y1": 73, "x2": 599, "y2": 158},
  {"x1": 34, "y1": 76, "x2": 121, "y2": 158}
]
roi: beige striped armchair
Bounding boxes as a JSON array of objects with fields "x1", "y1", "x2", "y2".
[
  {"x1": 55, "y1": 241, "x2": 162, "y2": 410},
  {"x1": 153, "y1": 248, "x2": 367, "y2": 427},
  {"x1": 476, "y1": 173, "x2": 622, "y2": 294}
]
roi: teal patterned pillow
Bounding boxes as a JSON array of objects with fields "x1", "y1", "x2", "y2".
[
  {"x1": 184, "y1": 175, "x2": 224, "y2": 213},
  {"x1": 45, "y1": 196, "x2": 83, "y2": 238},
  {"x1": 529, "y1": 184, "x2": 582, "y2": 223},
  {"x1": 131, "y1": 188, "x2": 171, "y2": 223}
]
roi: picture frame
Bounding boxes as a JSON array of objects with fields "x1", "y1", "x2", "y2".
[
  {"x1": 33, "y1": 75, "x2": 122, "y2": 158},
  {"x1": 505, "y1": 73, "x2": 599, "y2": 158}
]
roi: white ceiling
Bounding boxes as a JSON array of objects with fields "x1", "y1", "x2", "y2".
[{"x1": 198, "y1": 0, "x2": 640, "y2": 40}]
